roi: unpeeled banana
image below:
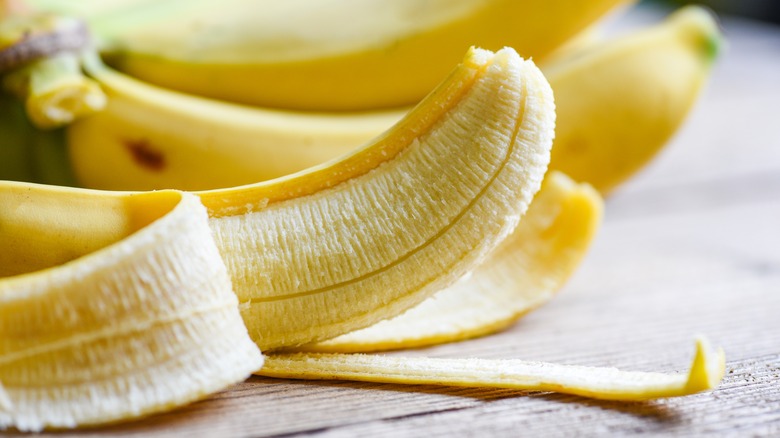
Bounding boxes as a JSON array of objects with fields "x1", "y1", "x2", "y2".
[
  {"x1": 547, "y1": 5, "x2": 721, "y2": 193},
  {"x1": 60, "y1": 6, "x2": 721, "y2": 194},
  {"x1": 29, "y1": 0, "x2": 632, "y2": 110}
]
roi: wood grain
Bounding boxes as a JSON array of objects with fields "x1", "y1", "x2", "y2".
[{"x1": 18, "y1": 5, "x2": 780, "y2": 437}]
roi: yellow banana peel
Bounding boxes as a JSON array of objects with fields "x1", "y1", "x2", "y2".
[{"x1": 262, "y1": 337, "x2": 725, "y2": 401}]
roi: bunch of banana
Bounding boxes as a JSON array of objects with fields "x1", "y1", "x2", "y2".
[
  {"x1": 0, "y1": 0, "x2": 726, "y2": 432},
  {"x1": 1, "y1": 5, "x2": 722, "y2": 195}
]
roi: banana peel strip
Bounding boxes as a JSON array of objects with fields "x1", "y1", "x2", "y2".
[
  {"x1": 303, "y1": 171, "x2": 603, "y2": 352},
  {"x1": 261, "y1": 338, "x2": 725, "y2": 401},
  {"x1": 0, "y1": 190, "x2": 263, "y2": 432}
]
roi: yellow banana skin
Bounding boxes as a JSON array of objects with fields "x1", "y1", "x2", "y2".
[
  {"x1": 0, "y1": 189, "x2": 263, "y2": 431},
  {"x1": 5, "y1": 47, "x2": 557, "y2": 352},
  {"x1": 65, "y1": 6, "x2": 721, "y2": 194},
  {"x1": 546, "y1": 6, "x2": 721, "y2": 194},
  {"x1": 68, "y1": 54, "x2": 399, "y2": 191},
  {"x1": 63, "y1": 0, "x2": 630, "y2": 110}
]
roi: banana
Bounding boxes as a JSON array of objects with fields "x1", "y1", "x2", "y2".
[
  {"x1": 30, "y1": 0, "x2": 631, "y2": 110},
  {"x1": 302, "y1": 171, "x2": 603, "y2": 352},
  {"x1": 66, "y1": 55, "x2": 400, "y2": 191},
  {"x1": 0, "y1": 189, "x2": 264, "y2": 431},
  {"x1": 546, "y1": 5, "x2": 721, "y2": 193},
  {"x1": 62, "y1": 6, "x2": 721, "y2": 194}
]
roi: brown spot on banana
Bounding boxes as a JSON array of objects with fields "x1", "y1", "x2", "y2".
[{"x1": 124, "y1": 138, "x2": 166, "y2": 171}]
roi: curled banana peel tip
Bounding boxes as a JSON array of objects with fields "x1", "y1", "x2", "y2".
[{"x1": 0, "y1": 3, "x2": 729, "y2": 433}]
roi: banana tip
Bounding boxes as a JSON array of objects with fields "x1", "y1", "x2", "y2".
[
  {"x1": 671, "y1": 5, "x2": 725, "y2": 63},
  {"x1": 685, "y1": 336, "x2": 726, "y2": 393}
]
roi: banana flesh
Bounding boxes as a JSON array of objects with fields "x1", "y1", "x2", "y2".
[
  {"x1": 42, "y1": 0, "x2": 631, "y2": 110},
  {"x1": 302, "y1": 171, "x2": 602, "y2": 352},
  {"x1": 261, "y1": 337, "x2": 725, "y2": 401},
  {"x1": 0, "y1": 189, "x2": 263, "y2": 431},
  {"x1": 62, "y1": 6, "x2": 721, "y2": 194}
]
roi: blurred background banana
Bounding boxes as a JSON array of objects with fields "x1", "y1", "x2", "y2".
[
  {"x1": 61, "y1": 6, "x2": 721, "y2": 194},
  {"x1": 29, "y1": 0, "x2": 632, "y2": 110}
]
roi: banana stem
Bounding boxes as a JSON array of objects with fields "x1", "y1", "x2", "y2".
[{"x1": 2, "y1": 51, "x2": 106, "y2": 128}]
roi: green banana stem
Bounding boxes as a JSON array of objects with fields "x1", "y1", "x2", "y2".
[
  {"x1": 0, "y1": 93, "x2": 76, "y2": 185},
  {"x1": 3, "y1": 51, "x2": 106, "y2": 128}
]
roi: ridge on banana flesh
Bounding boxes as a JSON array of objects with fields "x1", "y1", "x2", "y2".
[
  {"x1": 0, "y1": 188, "x2": 263, "y2": 431},
  {"x1": 300, "y1": 172, "x2": 603, "y2": 352},
  {"x1": 63, "y1": 6, "x2": 721, "y2": 194},
  {"x1": 3, "y1": 47, "x2": 557, "y2": 352},
  {"x1": 30, "y1": 0, "x2": 631, "y2": 110}
]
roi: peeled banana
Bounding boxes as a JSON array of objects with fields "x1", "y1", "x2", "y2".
[
  {"x1": 30, "y1": 0, "x2": 632, "y2": 110},
  {"x1": 61, "y1": 6, "x2": 721, "y2": 194},
  {"x1": 0, "y1": 189, "x2": 264, "y2": 431},
  {"x1": 205, "y1": 47, "x2": 555, "y2": 350}
]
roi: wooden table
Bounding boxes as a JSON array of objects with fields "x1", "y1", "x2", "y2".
[{"x1": 31, "y1": 5, "x2": 780, "y2": 437}]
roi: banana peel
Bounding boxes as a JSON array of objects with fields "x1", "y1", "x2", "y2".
[{"x1": 262, "y1": 337, "x2": 726, "y2": 401}]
